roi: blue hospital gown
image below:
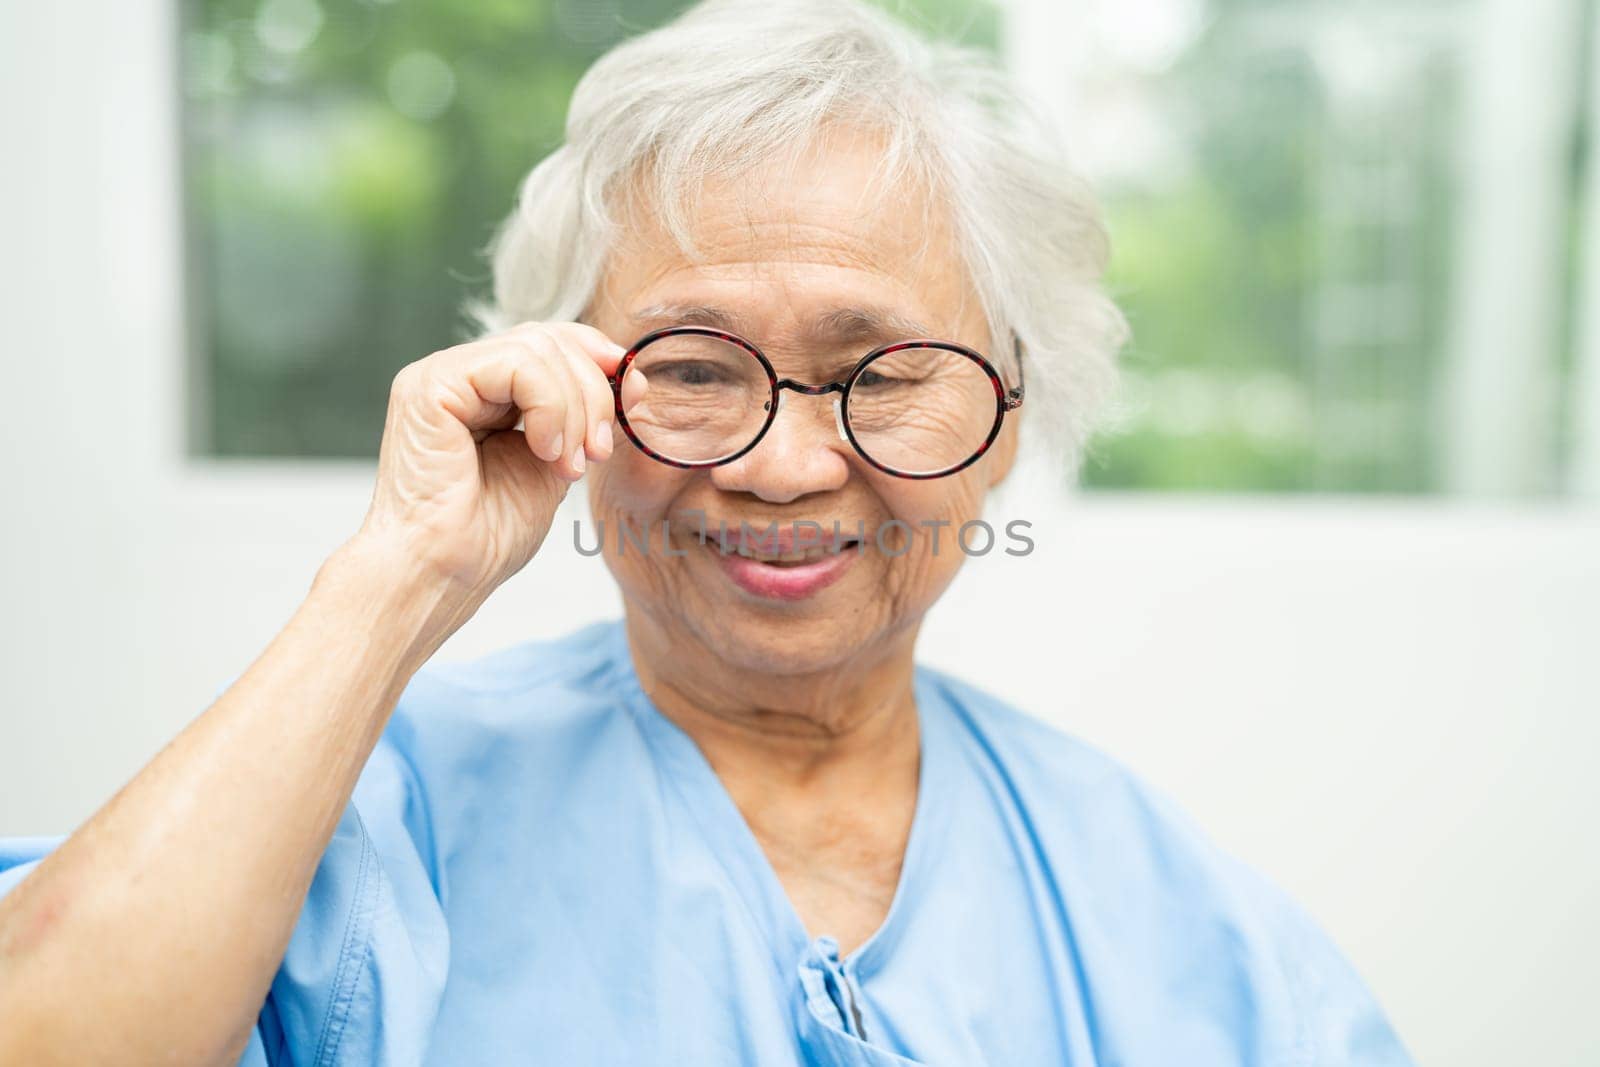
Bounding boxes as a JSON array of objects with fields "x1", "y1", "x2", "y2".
[{"x1": 0, "y1": 618, "x2": 1413, "y2": 1065}]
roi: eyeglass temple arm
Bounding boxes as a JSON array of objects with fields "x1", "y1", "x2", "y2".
[{"x1": 1004, "y1": 334, "x2": 1026, "y2": 411}]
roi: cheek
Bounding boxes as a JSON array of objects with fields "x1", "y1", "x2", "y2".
[
  {"x1": 587, "y1": 453, "x2": 695, "y2": 603},
  {"x1": 590, "y1": 450, "x2": 683, "y2": 522},
  {"x1": 875, "y1": 472, "x2": 992, "y2": 599},
  {"x1": 878, "y1": 470, "x2": 989, "y2": 541}
]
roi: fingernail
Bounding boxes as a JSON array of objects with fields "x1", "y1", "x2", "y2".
[
  {"x1": 596, "y1": 420, "x2": 614, "y2": 455},
  {"x1": 548, "y1": 432, "x2": 564, "y2": 461},
  {"x1": 572, "y1": 448, "x2": 586, "y2": 473}
]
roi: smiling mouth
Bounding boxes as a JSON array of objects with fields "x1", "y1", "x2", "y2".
[
  {"x1": 703, "y1": 528, "x2": 863, "y2": 601},
  {"x1": 688, "y1": 524, "x2": 864, "y2": 566},
  {"x1": 724, "y1": 539, "x2": 863, "y2": 566}
]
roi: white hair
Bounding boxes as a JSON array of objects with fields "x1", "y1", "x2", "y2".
[{"x1": 463, "y1": 0, "x2": 1127, "y2": 472}]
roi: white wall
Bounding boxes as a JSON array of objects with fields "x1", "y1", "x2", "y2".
[{"x1": 1, "y1": 3, "x2": 1597, "y2": 1065}]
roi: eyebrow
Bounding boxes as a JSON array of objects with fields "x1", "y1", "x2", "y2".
[{"x1": 628, "y1": 302, "x2": 937, "y2": 345}]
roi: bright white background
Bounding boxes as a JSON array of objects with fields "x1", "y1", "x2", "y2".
[{"x1": 2, "y1": 3, "x2": 1597, "y2": 1065}]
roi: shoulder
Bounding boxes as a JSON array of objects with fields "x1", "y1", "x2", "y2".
[
  {"x1": 242, "y1": 624, "x2": 638, "y2": 1066},
  {"x1": 357, "y1": 616, "x2": 633, "y2": 789},
  {"x1": 403, "y1": 616, "x2": 628, "y2": 705},
  {"x1": 339, "y1": 619, "x2": 636, "y2": 886},
  {"x1": 369, "y1": 613, "x2": 639, "y2": 778},
  {"x1": 382, "y1": 617, "x2": 633, "y2": 755},
  {"x1": 920, "y1": 664, "x2": 1238, "y2": 902},
  {"x1": 916, "y1": 662, "x2": 1137, "y2": 807},
  {"x1": 918, "y1": 663, "x2": 1234, "y2": 908},
  {"x1": 918, "y1": 663, "x2": 1414, "y2": 1065}
]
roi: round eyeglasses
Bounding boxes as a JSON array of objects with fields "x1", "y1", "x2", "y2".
[{"x1": 608, "y1": 326, "x2": 1025, "y2": 479}]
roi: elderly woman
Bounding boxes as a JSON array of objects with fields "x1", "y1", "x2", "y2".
[{"x1": 0, "y1": 1, "x2": 1411, "y2": 1064}]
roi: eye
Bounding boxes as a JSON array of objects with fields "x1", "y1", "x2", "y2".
[
  {"x1": 854, "y1": 369, "x2": 897, "y2": 389},
  {"x1": 658, "y1": 360, "x2": 733, "y2": 386}
]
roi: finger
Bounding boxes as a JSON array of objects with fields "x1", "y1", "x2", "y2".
[
  {"x1": 538, "y1": 326, "x2": 617, "y2": 463},
  {"x1": 503, "y1": 320, "x2": 627, "y2": 377},
  {"x1": 445, "y1": 339, "x2": 568, "y2": 463},
  {"x1": 528, "y1": 341, "x2": 589, "y2": 480},
  {"x1": 562, "y1": 321, "x2": 629, "y2": 375},
  {"x1": 471, "y1": 405, "x2": 523, "y2": 444},
  {"x1": 620, "y1": 367, "x2": 649, "y2": 413},
  {"x1": 521, "y1": 345, "x2": 580, "y2": 471}
]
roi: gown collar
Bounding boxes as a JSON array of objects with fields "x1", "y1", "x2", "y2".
[{"x1": 599, "y1": 618, "x2": 955, "y2": 982}]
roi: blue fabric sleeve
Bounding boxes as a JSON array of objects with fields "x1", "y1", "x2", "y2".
[
  {"x1": 1158, "y1": 805, "x2": 1415, "y2": 1065},
  {"x1": 0, "y1": 731, "x2": 447, "y2": 1067},
  {"x1": 0, "y1": 837, "x2": 65, "y2": 892},
  {"x1": 1264, "y1": 887, "x2": 1414, "y2": 1066},
  {"x1": 245, "y1": 734, "x2": 450, "y2": 1066}
]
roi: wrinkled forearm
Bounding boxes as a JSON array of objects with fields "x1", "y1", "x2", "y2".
[{"x1": 0, "y1": 534, "x2": 475, "y2": 1065}]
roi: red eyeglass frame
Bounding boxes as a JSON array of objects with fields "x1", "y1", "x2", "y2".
[{"x1": 607, "y1": 325, "x2": 1026, "y2": 480}]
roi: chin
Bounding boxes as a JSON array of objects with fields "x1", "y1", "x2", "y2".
[
  {"x1": 689, "y1": 605, "x2": 886, "y2": 678},
  {"x1": 614, "y1": 536, "x2": 921, "y2": 677}
]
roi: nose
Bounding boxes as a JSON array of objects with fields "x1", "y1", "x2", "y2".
[{"x1": 710, "y1": 391, "x2": 852, "y2": 504}]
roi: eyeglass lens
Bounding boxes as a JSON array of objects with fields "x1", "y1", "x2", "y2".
[
  {"x1": 619, "y1": 334, "x2": 999, "y2": 475},
  {"x1": 847, "y1": 346, "x2": 997, "y2": 474}
]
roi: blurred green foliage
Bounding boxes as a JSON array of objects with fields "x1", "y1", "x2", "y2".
[
  {"x1": 183, "y1": 0, "x2": 999, "y2": 458},
  {"x1": 1082, "y1": 0, "x2": 1461, "y2": 492},
  {"x1": 184, "y1": 0, "x2": 1485, "y2": 495}
]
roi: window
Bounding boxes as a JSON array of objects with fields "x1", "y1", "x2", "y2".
[
  {"x1": 182, "y1": 0, "x2": 1600, "y2": 498},
  {"x1": 179, "y1": 0, "x2": 999, "y2": 458},
  {"x1": 1022, "y1": 0, "x2": 1598, "y2": 496}
]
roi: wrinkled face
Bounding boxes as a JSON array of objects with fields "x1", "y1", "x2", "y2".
[{"x1": 584, "y1": 128, "x2": 1018, "y2": 676}]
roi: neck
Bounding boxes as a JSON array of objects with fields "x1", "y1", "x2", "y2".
[{"x1": 621, "y1": 609, "x2": 922, "y2": 803}]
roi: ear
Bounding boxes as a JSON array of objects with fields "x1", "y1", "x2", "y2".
[{"x1": 984, "y1": 414, "x2": 1021, "y2": 488}]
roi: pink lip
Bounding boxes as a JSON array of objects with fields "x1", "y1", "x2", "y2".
[
  {"x1": 708, "y1": 541, "x2": 859, "y2": 601},
  {"x1": 710, "y1": 525, "x2": 858, "y2": 555}
]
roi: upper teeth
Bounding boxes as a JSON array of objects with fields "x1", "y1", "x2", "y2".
[{"x1": 734, "y1": 544, "x2": 834, "y2": 563}]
